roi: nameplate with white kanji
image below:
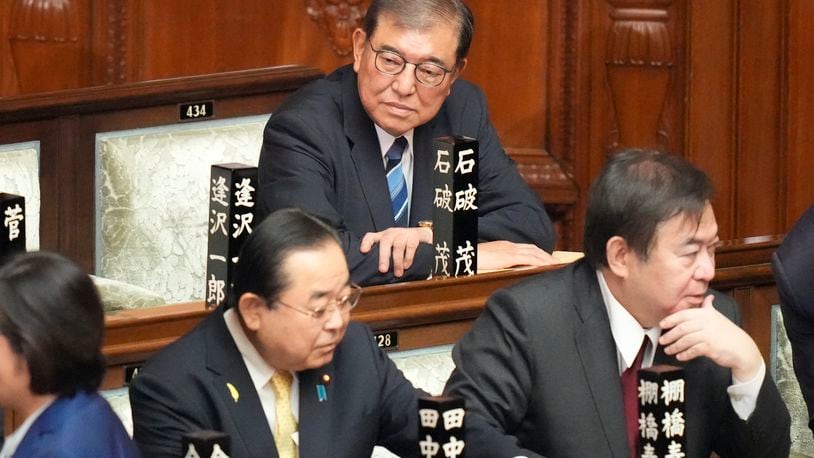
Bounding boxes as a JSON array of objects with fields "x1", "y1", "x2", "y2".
[
  {"x1": 205, "y1": 164, "x2": 257, "y2": 308},
  {"x1": 637, "y1": 365, "x2": 687, "y2": 458},
  {"x1": 418, "y1": 395, "x2": 466, "y2": 458},
  {"x1": 0, "y1": 193, "x2": 26, "y2": 260},
  {"x1": 430, "y1": 136, "x2": 478, "y2": 278}
]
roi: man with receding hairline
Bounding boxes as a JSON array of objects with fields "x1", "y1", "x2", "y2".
[{"x1": 258, "y1": 0, "x2": 556, "y2": 286}]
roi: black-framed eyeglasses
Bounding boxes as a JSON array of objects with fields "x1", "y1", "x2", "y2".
[
  {"x1": 270, "y1": 283, "x2": 362, "y2": 322},
  {"x1": 368, "y1": 41, "x2": 453, "y2": 87}
]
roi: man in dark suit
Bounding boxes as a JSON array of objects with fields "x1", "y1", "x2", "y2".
[
  {"x1": 258, "y1": 0, "x2": 556, "y2": 286},
  {"x1": 773, "y1": 203, "x2": 814, "y2": 434},
  {"x1": 444, "y1": 149, "x2": 791, "y2": 457},
  {"x1": 130, "y1": 209, "x2": 422, "y2": 458}
]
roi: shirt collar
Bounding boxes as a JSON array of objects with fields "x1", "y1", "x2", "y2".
[
  {"x1": 224, "y1": 308, "x2": 278, "y2": 390},
  {"x1": 374, "y1": 125, "x2": 414, "y2": 163},
  {"x1": 596, "y1": 270, "x2": 662, "y2": 373}
]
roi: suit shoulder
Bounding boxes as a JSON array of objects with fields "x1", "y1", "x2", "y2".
[
  {"x1": 138, "y1": 314, "x2": 211, "y2": 374},
  {"x1": 444, "y1": 79, "x2": 486, "y2": 113},
  {"x1": 271, "y1": 67, "x2": 346, "y2": 119},
  {"x1": 504, "y1": 262, "x2": 580, "y2": 299},
  {"x1": 340, "y1": 322, "x2": 375, "y2": 347}
]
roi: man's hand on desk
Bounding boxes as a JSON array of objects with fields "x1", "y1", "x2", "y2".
[
  {"x1": 360, "y1": 226, "x2": 433, "y2": 277},
  {"x1": 477, "y1": 240, "x2": 556, "y2": 271}
]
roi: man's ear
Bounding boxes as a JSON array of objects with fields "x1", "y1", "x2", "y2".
[
  {"x1": 237, "y1": 293, "x2": 268, "y2": 332},
  {"x1": 352, "y1": 28, "x2": 367, "y2": 73},
  {"x1": 605, "y1": 236, "x2": 631, "y2": 279},
  {"x1": 447, "y1": 58, "x2": 467, "y2": 94}
]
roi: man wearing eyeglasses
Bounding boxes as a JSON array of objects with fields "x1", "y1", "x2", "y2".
[
  {"x1": 258, "y1": 0, "x2": 556, "y2": 286},
  {"x1": 130, "y1": 209, "x2": 424, "y2": 457}
]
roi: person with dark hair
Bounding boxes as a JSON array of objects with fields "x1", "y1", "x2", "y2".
[
  {"x1": 772, "y1": 203, "x2": 814, "y2": 434},
  {"x1": 444, "y1": 149, "x2": 790, "y2": 457},
  {"x1": 130, "y1": 208, "x2": 423, "y2": 457},
  {"x1": 0, "y1": 251, "x2": 139, "y2": 457},
  {"x1": 258, "y1": 0, "x2": 556, "y2": 286}
]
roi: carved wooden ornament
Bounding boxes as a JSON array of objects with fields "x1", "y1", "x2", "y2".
[{"x1": 306, "y1": 0, "x2": 367, "y2": 56}]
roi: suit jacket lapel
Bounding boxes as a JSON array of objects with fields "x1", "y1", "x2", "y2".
[
  {"x1": 14, "y1": 397, "x2": 65, "y2": 455},
  {"x1": 340, "y1": 69, "x2": 394, "y2": 231},
  {"x1": 297, "y1": 365, "x2": 335, "y2": 458},
  {"x1": 205, "y1": 310, "x2": 278, "y2": 458},
  {"x1": 572, "y1": 262, "x2": 630, "y2": 457}
]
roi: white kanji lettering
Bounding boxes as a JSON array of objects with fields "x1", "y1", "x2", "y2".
[
  {"x1": 454, "y1": 241, "x2": 476, "y2": 276},
  {"x1": 453, "y1": 183, "x2": 478, "y2": 211},
  {"x1": 209, "y1": 210, "x2": 228, "y2": 236},
  {"x1": 442, "y1": 408, "x2": 465, "y2": 430},
  {"x1": 434, "y1": 149, "x2": 451, "y2": 173},
  {"x1": 454, "y1": 149, "x2": 475, "y2": 174},
  {"x1": 638, "y1": 380, "x2": 659, "y2": 406},
  {"x1": 434, "y1": 241, "x2": 451, "y2": 276},
  {"x1": 234, "y1": 178, "x2": 255, "y2": 207},
  {"x1": 638, "y1": 412, "x2": 659, "y2": 441},
  {"x1": 661, "y1": 408, "x2": 685, "y2": 438},
  {"x1": 232, "y1": 213, "x2": 254, "y2": 238},
  {"x1": 641, "y1": 443, "x2": 658, "y2": 458},
  {"x1": 3, "y1": 204, "x2": 23, "y2": 241},
  {"x1": 434, "y1": 185, "x2": 453, "y2": 212},
  {"x1": 661, "y1": 379, "x2": 685, "y2": 405},
  {"x1": 419, "y1": 434, "x2": 440, "y2": 458},
  {"x1": 665, "y1": 440, "x2": 686, "y2": 458},
  {"x1": 442, "y1": 436, "x2": 465, "y2": 458},
  {"x1": 419, "y1": 409, "x2": 440, "y2": 428},
  {"x1": 210, "y1": 176, "x2": 229, "y2": 206},
  {"x1": 207, "y1": 274, "x2": 226, "y2": 305}
]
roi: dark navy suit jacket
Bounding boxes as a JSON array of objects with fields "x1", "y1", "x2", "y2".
[
  {"x1": 258, "y1": 65, "x2": 555, "y2": 285},
  {"x1": 773, "y1": 203, "x2": 814, "y2": 433},
  {"x1": 129, "y1": 306, "x2": 422, "y2": 458},
  {"x1": 13, "y1": 391, "x2": 139, "y2": 457}
]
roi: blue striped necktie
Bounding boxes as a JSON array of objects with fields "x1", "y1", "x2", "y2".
[{"x1": 385, "y1": 136, "x2": 409, "y2": 226}]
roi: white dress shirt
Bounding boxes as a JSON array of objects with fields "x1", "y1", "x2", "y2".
[
  {"x1": 596, "y1": 270, "x2": 765, "y2": 420},
  {"x1": 223, "y1": 308, "x2": 299, "y2": 440}
]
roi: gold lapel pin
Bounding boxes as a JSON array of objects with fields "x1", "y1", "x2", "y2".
[{"x1": 226, "y1": 382, "x2": 239, "y2": 403}]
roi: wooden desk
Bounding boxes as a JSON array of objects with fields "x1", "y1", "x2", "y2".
[
  {"x1": 100, "y1": 264, "x2": 556, "y2": 389},
  {"x1": 100, "y1": 235, "x2": 783, "y2": 390}
]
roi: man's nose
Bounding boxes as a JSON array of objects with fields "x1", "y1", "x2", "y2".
[
  {"x1": 391, "y1": 64, "x2": 418, "y2": 95},
  {"x1": 695, "y1": 250, "x2": 715, "y2": 281},
  {"x1": 322, "y1": 305, "x2": 347, "y2": 331}
]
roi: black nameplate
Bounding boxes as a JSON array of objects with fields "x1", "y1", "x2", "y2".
[
  {"x1": 205, "y1": 164, "x2": 257, "y2": 308},
  {"x1": 431, "y1": 136, "x2": 479, "y2": 278},
  {"x1": 179, "y1": 101, "x2": 214, "y2": 121},
  {"x1": 0, "y1": 193, "x2": 26, "y2": 261},
  {"x1": 124, "y1": 364, "x2": 144, "y2": 385},
  {"x1": 374, "y1": 330, "x2": 399, "y2": 350}
]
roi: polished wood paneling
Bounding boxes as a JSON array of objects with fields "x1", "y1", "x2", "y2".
[
  {"x1": 0, "y1": 66, "x2": 324, "y2": 272},
  {"x1": 465, "y1": 1, "x2": 548, "y2": 148},
  {"x1": 687, "y1": 0, "x2": 737, "y2": 234},
  {"x1": 735, "y1": 0, "x2": 784, "y2": 237},
  {"x1": 786, "y1": 0, "x2": 814, "y2": 226},
  {"x1": 3, "y1": 0, "x2": 814, "y2": 245}
]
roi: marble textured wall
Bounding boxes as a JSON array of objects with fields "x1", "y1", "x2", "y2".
[
  {"x1": 96, "y1": 116, "x2": 266, "y2": 302},
  {"x1": 773, "y1": 305, "x2": 814, "y2": 456}
]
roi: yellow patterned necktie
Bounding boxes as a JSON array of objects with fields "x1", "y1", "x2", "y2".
[{"x1": 269, "y1": 370, "x2": 298, "y2": 458}]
